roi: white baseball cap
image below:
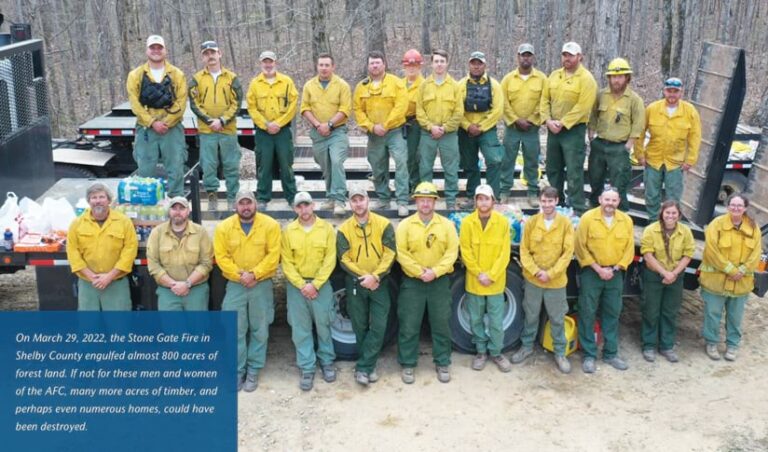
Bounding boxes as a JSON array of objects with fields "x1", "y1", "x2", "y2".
[
  {"x1": 561, "y1": 42, "x2": 582, "y2": 55},
  {"x1": 146, "y1": 35, "x2": 166, "y2": 48},
  {"x1": 474, "y1": 184, "x2": 495, "y2": 199}
]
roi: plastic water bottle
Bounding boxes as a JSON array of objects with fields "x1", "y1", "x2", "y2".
[
  {"x1": 3, "y1": 228, "x2": 13, "y2": 251},
  {"x1": 75, "y1": 198, "x2": 88, "y2": 216}
]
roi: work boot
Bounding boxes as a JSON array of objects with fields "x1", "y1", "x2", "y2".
[
  {"x1": 321, "y1": 364, "x2": 337, "y2": 383},
  {"x1": 471, "y1": 353, "x2": 487, "y2": 371},
  {"x1": 642, "y1": 349, "x2": 656, "y2": 362},
  {"x1": 401, "y1": 367, "x2": 415, "y2": 384},
  {"x1": 354, "y1": 371, "x2": 369, "y2": 386},
  {"x1": 603, "y1": 356, "x2": 629, "y2": 371},
  {"x1": 237, "y1": 374, "x2": 245, "y2": 392},
  {"x1": 334, "y1": 202, "x2": 346, "y2": 216},
  {"x1": 459, "y1": 199, "x2": 474, "y2": 210},
  {"x1": 450, "y1": 202, "x2": 461, "y2": 212},
  {"x1": 659, "y1": 349, "x2": 679, "y2": 363},
  {"x1": 491, "y1": 354, "x2": 512, "y2": 373},
  {"x1": 582, "y1": 357, "x2": 596, "y2": 374},
  {"x1": 300, "y1": 371, "x2": 315, "y2": 391},
  {"x1": 527, "y1": 194, "x2": 540, "y2": 208},
  {"x1": 227, "y1": 200, "x2": 235, "y2": 211},
  {"x1": 320, "y1": 199, "x2": 335, "y2": 210},
  {"x1": 207, "y1": 192, "x2": 218, "y2": 211},
  {"x1": 724, "y1": 346, "x2": 737, "y2": 362},
  {"x1": 368, "y1": 199, "x2": 387, "y2": 210},
  {"x1": 511, "y1": 346, "x2": 533, "y2": 364},
  {"x1": 243, "y1": 372, "x2": 258, "y2": 392},
  {"x1": 368, "y1": 369, "x2": 379, "y2": 383},
  {"x1": 436, "y1": 366, "x2": 451, "y2": 383},
  {"x1": 257, "y1": 201, "x2": 268, "y2": 211},
  {"x1": 397, "y1": 204, "x2": 409, "y2": 217},
  {"x1": 706, "y1": 344, "x2": 721, "y2": 361},
  {"x1": 554, "y1": 355, "x2": 572, "y2": 374}
]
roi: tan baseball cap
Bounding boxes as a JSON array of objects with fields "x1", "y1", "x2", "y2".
[
  {"x1": 146, "y1": 35, "x2": 166, "y2": 48},
  {"x1": 168, "y1": 196, "x2": 189, "y2": 210},
  {"x1": 235, "y1": 191, "x2": 256, "y2": 203},
  {"x1": 474, "y1": 184, "x2": 495, "y2": 199},
  {"x1": 561, "y1": 42, "x2": 582, "y2": 55},
  {"x1": 293, "y1": 192, "x2": 313, "y2": 207},
  {"x1": 348, "y1": 187, "x2": 368, "y2": 199},
  {"x1": 259, "y1": 50, "x2": 277, "y2": 61}
]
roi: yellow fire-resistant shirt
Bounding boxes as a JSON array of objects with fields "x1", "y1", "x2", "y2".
[
  {"x1": 459, "y1": 210, "x2": 510, "y2": 295},
  {"x1": 520, "y1": 213, "x2": 575, "y2": 289},
  {"x1": 501, "y1": 67, "x2": 547, "y2": 126},
  {"x1": 67, "y1": 209, "x2": 138, "y2": 280},
  {"x1": 640, "y1": 221, "x2": 695, "y2": 272},
  {"x1": 540, "y1": 65, "x2": 597, "y2": 129},
  {"x1": 699, "y1": 214, "x2": 763, "y2": 296},
  {"x1": 337, "y1": 212, "x2": 396, "y2": 280},
  {"x1": 146, "y1": 220, "x2": 214, "y2": 284},
  {"x1": 299, "y1": 74, "x2": 352, "y2": 125},
  {"x1": 188, "y1": 67, "x2": 243, "y2": 135},
  {"x1": 416, "y1": 74, "x2": 465, "y2": 133},
  {"x1": 575, "y1": 207, "x2": 634, "y2": 270},
  {"x1": 588, "y1": 86, "x2": 645, "y2": 142},
  {"x1": 396, "y1": 213, "x2": 459, "y2": 279},
  {"x1": 353, "y1": 73, "x2": 408, "y2": 132},
  {"x1": 459, "y1": 73, "x2": 504, "y2": 132},
  {"x1": 281, "y1": 217, "x2": 337, "y2": 290},
  {"x1": 246, "y1": 72, "x2": 299, "y2": 130},
  {"x1": 403, "y1": 74, "x2": 424, "y2": 118},
  {"x1": 633, "y1": 99, "x2": 702, "y2": 171},
  {"x1": 213, "y1": 213, "x2": 281, "y2": 283},
  {"x1": 126, "y1": 61, "x2": 188, "y2": 128}
]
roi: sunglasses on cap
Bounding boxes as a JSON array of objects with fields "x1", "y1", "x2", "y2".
[{"x1": 664, "y1": 78, "x2": 683, "y2": 89}]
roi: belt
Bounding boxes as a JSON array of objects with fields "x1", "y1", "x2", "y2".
[
  {"x1": 406, "y1": 116, "x2": 417, "y2": 122},
  {"x1": 596, "y1": 137, "x2": 627, "y2": 145}
]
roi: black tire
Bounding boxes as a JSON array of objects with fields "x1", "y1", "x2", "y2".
[
  {"x1": 54, "y1": 163, "x2": 97, "y2": 180},
  {"x1": 718, "y1": 171, "x2": 748, "y2": 203},
  {"x1": 449, "y1": 267, "x2": 525, "y2": 354}
]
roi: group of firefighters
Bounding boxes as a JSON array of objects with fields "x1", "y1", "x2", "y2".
[{"x1": 64, "y1": 36, "x2": 763, "y2": 391}]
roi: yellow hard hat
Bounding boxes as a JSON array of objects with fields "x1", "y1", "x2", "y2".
[
  {"x1": 606, "y1": 58, "x2": 633, "y2": 76},
  {"x1": 412, "y1": 182, "x2": 439, "y2": 198}
]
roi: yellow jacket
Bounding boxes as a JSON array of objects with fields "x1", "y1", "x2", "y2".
[
  {"x1": 575, "y1": 207, "x2": 634, "y2": 269},
  {"x1": 416, "y1": 74, "x2": 465, "y2": 133},
  {"x1": 188, "y1": 67, "x2": 243, "y2": 134},
  {"x1": 126, "y1": 61, "x2": 187, "y2": 128},
  {"x1": 588, "y1": 87, "x2": 645, "y2": 142},
  {"x1": 700, "y1": 214, "x2": 763, "y2": 296},
  {"x1": 67, "y1": 209, "x2": 138, "y2": 280},
  {"x1": 146, "y1": 220, "x2": 213, "y2": 283},
  {"x1": 337, "y1": 212, "x2": 396, "y2": 280},
  {"x1": 353, "y1": 73, "x2": 408, "y2": 132},
  {"x1": 246, "y1": 72, "x2": 298, "y2": 130},
  {"x1": 501, "y1": 68, "x2": 547, "y2": 126},
  {"x1": 281, "y1": 217, "x2": 337, "y2": 290},
  {"x1": 300, "y1": 74, "x2": 352, "y2": 125},
  {"x1": 640, "y1": 221, "x2": 694, "y2": 272},
  {"x1": 460, "y1": 74, "x2": 504, "y2": 132},
  {"x1": 396, "y1": 213, "x2": 459, "y2": 279},
  {"x1": 633, "y1": 99, "x2": 702, "y2": 170},
  {"x1": 403, "y1": 74, "x2": 424, "y2": 118},
  {"x1": 520, "y1": 213, "x2": 575, "y2": 289},
  {"x1": 541, "y1": 65, "x2": 597, "y2": 129},
  {"x1": 459, "y1": 210, "x2": 510, "y2": 295},
  {"x1": 213, "y1": 213, "x2": 281, "y2": 283}
]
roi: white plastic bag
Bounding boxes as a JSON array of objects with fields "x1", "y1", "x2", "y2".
[
  {"x1": 0, "y1": 192, "x2": 20, "y2": 240},
  {"x1": 19, "y1": 197, "x2": 50, "y2": 235},
  {"x1": 44, "y1": 197, "x2": 77, "y2": 233}
]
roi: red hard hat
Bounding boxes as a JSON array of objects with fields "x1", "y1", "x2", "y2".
[{"x1": 402, "y1": 49, "x2": 423, "y2": 65}]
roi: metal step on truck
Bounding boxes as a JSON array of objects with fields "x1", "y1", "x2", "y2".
[{"x1": 1, "y1": 33, "x2": 766, "y2": 360}]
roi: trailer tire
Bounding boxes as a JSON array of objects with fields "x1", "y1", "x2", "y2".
[
  {"x1": 718, "y1": 172, "x2": 748, "y2": 203},
  {"x1": 54, "y1": 163, "x2": 96, "y2": 180},
  {"x1": 449, "y1": 267, "x2": 525, "y2": 354}
]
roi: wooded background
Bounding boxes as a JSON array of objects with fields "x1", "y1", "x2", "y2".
[{"x1": 3, "y1": 0, "x2": 768, "y2": 136}]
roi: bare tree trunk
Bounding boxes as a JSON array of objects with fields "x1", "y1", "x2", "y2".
[
  {"x1": 310, "y1": 0, "x2": 330, "y2": 62},
  {"x1": 264, "y1": 0, "x2": 274, "y2": 30},
  {"x1": 594, "y1": 0, "x2": 620, "y2": 77},
  {"x1": 660, "y1": 0, "x2": 673, "y2": 79},
  {"x1": 421, "y1": 0, "x2": 432, "y2": 54},
  {"x1": 116, "y1": 0, "x2": 139, "y2": 79}
]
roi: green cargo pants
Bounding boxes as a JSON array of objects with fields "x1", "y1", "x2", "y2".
[
  {"x1": 310, "y1": 126, "x2": 349, "y2": 203},
  {"x1": 221, "y1": 279, "x2": 274, "y2": 378},
  {"x1": 466, "y1": 292, "x2": 505, "y2": 356},
  {"x1": 199, "y1": 133, "x2": 241, "y2": 203},
  {"x1": 255, "y1": 127, "x2": 297, "y2": 204},
  {"x1": 641, "y1": 267, "x2": 683, "y2": 351},
  {"x1": 367, "y1": 129, "x2": 409, "y2": 206},
  {"x1": 419, "y1": 131, "x2": 460, "y2": 205},
  {"x1": 345, "y1": 275, "x2": 391, "y2": 373},
  {"x1": 133, "y1": 123, "x2": 188, "y2": 197},
  {"x1": 522, "y1": 281, "x2": 568, "y2": 356},
  {"x1": 459, "y1": 127, "x2": 503, "y2": 198},
  {"x1": 701, "y1": 289, "x2": 749, "y2": 348},
  {"x1": 405, "y1": 119, "x2": 422, "y2": 192},
  {"x1": 577, "y1": 267, "x2": 624, "y2": 359},
  {"x1": 546, "y1": 123, "x2": 587, "y2": 213},
  {"x1": 77, "y1": 277, "x2": 131, "y2": 311},
  {"x1": 156, "y1": 284, "x2": 209, "y2": 311},
  {"x1": 397, "y1": 275, "x2": 452, "y2": 367},
  {"x1": 644, "y1": 164, "x2": 683, "y2": 220},
  {"x1": 286, "y1": 282, "x2": 335, "y2": 372},
  {"x1": 588, "y1": 138, "x2": 632, "y2": 211},
  {"x1": 501, "y1": 125, "x2": 540, "y2": 196}
]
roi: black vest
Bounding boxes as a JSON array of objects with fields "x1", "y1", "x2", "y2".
[
  {"x1": 464, "y1": 77, "x2": 492, "y2": 112},
  {"x1": 139, "y1": 72, "x2": 174, "y2": 109}
]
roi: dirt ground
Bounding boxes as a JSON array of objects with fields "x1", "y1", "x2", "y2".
[{"x1": 2, "y1": 271, "x2": 767, "y2": 451}]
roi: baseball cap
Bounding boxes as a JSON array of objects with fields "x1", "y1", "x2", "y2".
[
  {"x1": 259, "y1": 50, "x2": 277, "y2": 61},
  {"x1": 561, "y1": 42, "x2": 582, "y2": 55},
  {"x1": 474, "y1": 184, "x2": 495, "y2": 199},
  {"x1": 235, "y1": 191, "x2": 256, "y2": 204},
  {"x1": 200, "y1": 41, "x2": 219, "y2": 52},
  {"x1": 348, "y1": 187, "x2": 368, "y2": 199},
  {"x1": 168, "y1": 196, "x2": 189, "y2": 210},
  {"x1": 146, "y1": 35, "x2": 166, "y2": 48},
  {"x1": 518, "y1": 43, "x2": 535, "y2": 55},
  {"x1": 664, "y1": 77, "x2": 683, "y2": 89},
  {"x1": 469, "y1": 51, "x2": 486, "y2": 63},
  {"x1": 293, "y1": 192, "x2": 313, "y2": 207}
]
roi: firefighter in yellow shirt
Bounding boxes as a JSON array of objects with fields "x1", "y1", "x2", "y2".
[
  {"x1": 401, "y1": 49, "x2": 425, "y2": 193},
  {"x1": 459, "y1": 184, "x2": 511, "y2": 372}
]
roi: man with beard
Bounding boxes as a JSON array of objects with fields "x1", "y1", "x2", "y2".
[
  {"x1": 587, "y1": 58, "x2": 645, "y2": 211},
  {"x1": 67, "y1": 182, "x2": 138, "y2": 311},
  {"x1": 146, "y1": 196, "x2": 213, "y2": 310},
  {"x1": 337, "y1": 187, "x2": 397, "y2": 386},
  {"x1": 575, "y1": 188, "x2": 634, "y2": 373},
  {"x1": 401, "y1": 49, "x2": 425, "y2": 193},
  {"x1": 214, "y1": 190, "x2": 281, "y2": 392},
  {"x1": 541, "y1": 42, "x2": 597, "y2": 214},
  {"x1": 459, "y1": 184, "x2": 511, "y2": 372},
  {"x1": 126, "y1": 35, "x2": 188, "y2": 197},
  {"x1": 281, "y1": 192, "x2": 338, "y2": 391},
  {"x1": 189, "y1": 40, "x2": 244, "y2": 212},
  {"x1": 500, "y1": 43, "x2": 547, "y2": 206},
  {"x1": 300, "y1": 53, "x2": 352, "y2": 216}
]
